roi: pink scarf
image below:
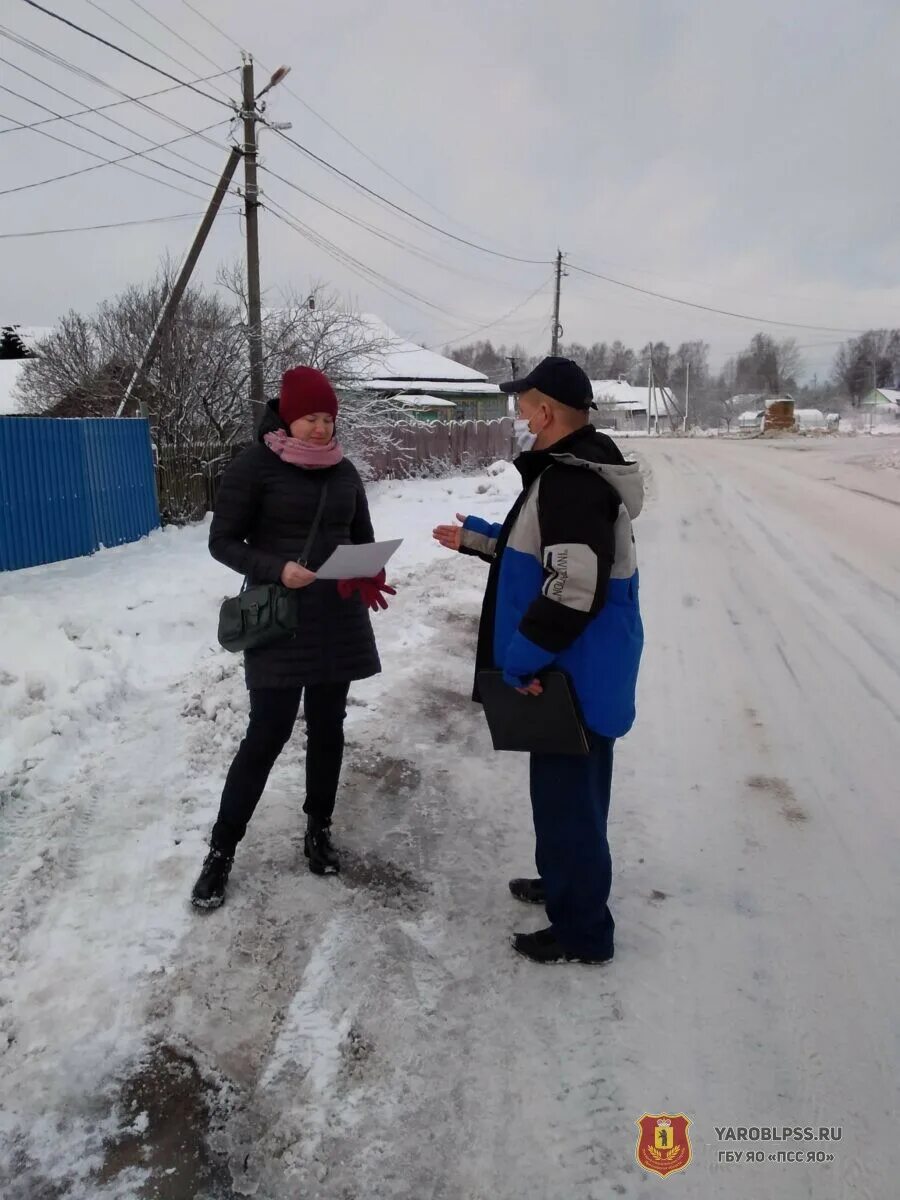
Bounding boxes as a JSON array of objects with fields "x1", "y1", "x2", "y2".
[{"x1": 264, "y1": 429, "x2": 344, "y2": 469}]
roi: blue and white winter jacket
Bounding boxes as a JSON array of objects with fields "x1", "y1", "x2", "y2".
[{"x1": 462, "y1": 426, "x2": 644, "y2": 739}]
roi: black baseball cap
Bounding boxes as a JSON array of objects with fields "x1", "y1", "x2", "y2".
[{"x1": 499, "y1": 356, "x2": 596, "y2": 410}]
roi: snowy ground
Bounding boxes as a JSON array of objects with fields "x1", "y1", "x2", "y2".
[{"x1": 1, "y1": 437, "x2": 898, "y2": 1199}]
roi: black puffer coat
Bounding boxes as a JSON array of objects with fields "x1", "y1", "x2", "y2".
[{"x1": 209, "y1": 400, "x2": 381, "y2": 688}]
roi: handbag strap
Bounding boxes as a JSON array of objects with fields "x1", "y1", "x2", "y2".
[
  {"x1": 297, "y1": 481, "x2": 329, "y2": 568},
  {"x1": 240, "y1": 481, "x2": 329, "y2": 593}
]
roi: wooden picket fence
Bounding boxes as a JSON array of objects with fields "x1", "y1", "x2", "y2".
[
  {"x1": 153, "y1": 419, "x2": 515, "y2": 524},
  {"x1": 154, "y1": 442, "x2": 242, "y2": 525},
  {"x1": 364, "y1": 418, "x2": 515, "y2": 479}
]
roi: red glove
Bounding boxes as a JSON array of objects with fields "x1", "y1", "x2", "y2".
[{"x1": 337, "y1": 568, "x2": 397, "y2": 612}]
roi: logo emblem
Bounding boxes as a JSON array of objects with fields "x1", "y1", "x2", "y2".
[{"x1": 635, "y1": 1114, "x2": 692, "y2": 1178}]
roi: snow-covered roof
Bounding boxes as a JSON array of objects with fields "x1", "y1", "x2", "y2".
[
  {"x1": 0, "y1": 360, "x2": 28, "y2": 415},
  {"x1": 353, "y1": 315, "x2": 490, "y2": 384},
  {"x1": 590, "y1": 378, "x2": 676, "y2": 417},
  {"x1": 738, "y1": 409, "x2": 764, "y2": 422},
  {"x1": 358, "y1": 378, "x2": 500, "y2": 396},
  {"x1": 392, "y1": 394, "x2": 457, "y2": 408},
  {"x1": 872, "y1": 388, "x2": 900, "y2": 406}
]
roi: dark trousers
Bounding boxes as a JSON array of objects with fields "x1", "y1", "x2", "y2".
[
  {"x1": 530, "y1": 735, "x2": 616, "y2": 958},
  {"x1": 211, "y1": 683, "x2": 350, "y2": 853}
]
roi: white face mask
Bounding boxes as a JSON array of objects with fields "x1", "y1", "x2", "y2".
[{"x1": 514, "y1": 418, "x2": 538, "y2": 452}]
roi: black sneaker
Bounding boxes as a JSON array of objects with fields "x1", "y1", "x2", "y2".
[
  {"x1": 511, "y1": 927, "x2": 613, "y2": 966},
  {"x1": 304, "y1": 819, "x2": 340, "y2": 875},
  {"x1": 191, "y1": 847, "x2": 234, "y2": 910},
  {"x1": 509, "y1": 877, "x2": 545, "y2": 905}
]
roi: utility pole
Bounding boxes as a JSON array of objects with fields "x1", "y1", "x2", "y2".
[
  {"x1": 115, "y1": 146, "x2": 242, "y2": 417},
  {"x1": 551, "y1": 249, "x2": 565, "y2": 355},
  {"x1": 505, "y1": 355, "x2": 519, "y2": 416},
  {"x1": 116, "y1": 60, "x2": 289, "y2": 419},
  {"x1": 646, "y1": 358, "x2": 653, "y2": 436},
  {"x1": 683, "y1": 360, "x2": 690, "y2": 433},
  {"x1": 241, "y1": 59, "x2": 265, "y2": 414}
]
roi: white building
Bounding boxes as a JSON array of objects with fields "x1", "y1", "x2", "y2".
[
  {"x1": 350, "y1": 316, "x2": 505, "y2": 421},
  {"x1": 860, "y1": 387, "x2": 900, "y2": 419},
  {"x1": 590, "y1": 377, "x2": 679, "y2": 429}
]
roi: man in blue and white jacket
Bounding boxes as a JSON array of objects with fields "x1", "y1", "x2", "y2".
[{"x1": 434, "y1": 357, "x2": 643, "y2": 965}]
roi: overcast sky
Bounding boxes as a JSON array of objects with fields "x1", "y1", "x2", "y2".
[{"x1": 2, "y1": 0, "x2": 898, "y2": 382}]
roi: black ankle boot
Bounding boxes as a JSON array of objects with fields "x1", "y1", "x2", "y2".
[
  {"x1": 304, "y1": 819, "x2": 340, "y2": 875},
  {"x1": 191, "y1": 846, "x2": 234, "y2": 909}
]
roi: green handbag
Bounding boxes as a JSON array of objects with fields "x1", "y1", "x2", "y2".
[{"x1": 217, "y1": 483, "x2": 329, "y2": 653}]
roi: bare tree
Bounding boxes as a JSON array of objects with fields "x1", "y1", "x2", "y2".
[
  {"x1": 731, "y1": 333, "x2": 803, "y2": 396},
  {"x1": 832, "y1": 329, "x2": 900, "y2": 404},
  {"x1": 15, "y1": 263, "x2": 394, "y2": 457},
  {"x1": 608, "y1": 340, "x2": 636, "y2": 380},
  {"x1": 16, "y1": 262, "x2": 247, "y2": 447}
]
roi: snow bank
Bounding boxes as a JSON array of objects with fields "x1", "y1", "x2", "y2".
[{"x1": 0, "y1": 464, "x2": 523, "y2": 1195}]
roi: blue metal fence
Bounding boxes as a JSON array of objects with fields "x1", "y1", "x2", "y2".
[{"x1": 0, "y1": 417, "x2": 160, "y2": 571}]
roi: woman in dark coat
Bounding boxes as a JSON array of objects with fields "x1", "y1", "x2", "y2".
[{"x1": 191, "y1": 366, "x2": 394, "y2": 909}]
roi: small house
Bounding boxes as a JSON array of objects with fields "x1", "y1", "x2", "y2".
[
  {"x1": 590, "y1": 378, "x2": 679, "y2": 430},
  {"x1": 390, "y1": 393, "x2": 458, "y2": 422},
  {"x1": 860, "y1": 388, "x2": 900, "y2": 420},
  {"x1": 350, "y1": 316, "x2": 505, "y2": 421}
]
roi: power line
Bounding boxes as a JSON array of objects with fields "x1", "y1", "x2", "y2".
[
  {"x1": 0, "y1": 66, "x2": 230, "y2": 191},
  {"x1": 124, "y1": 0, "x2": 230, "y2": 80},
  {"x1": 270, "y1": 127, "x2": 551, "y2": 266},
  {"x1": 0, "y1": 68, "x2": 234, "y2": 137},
  {"x1": 566, "y1": 263, "x2": 867, "y2": 336},
  {"x1": 0, "y1": 119, "x2": 227, "y2": 197},
  {"x1": 16, "y1": 0, "x2": 234, "y2": 108},
  {"x1": 176, "y1": 0, "x2": 517, "y2": 248},
  {"x1": 260, "y1": 165, "x2": 542, "y2": 291},
  {"x1": 0, "y1": 28, "x2": 232, "y2": 152},
  {"x1": 440, "y1": 279, "x2": 554, "y2": 347},
  {"x1": 0, "y1": 208, "x2": 240, "y2": 239},
  {"x1": 263, "y1": 199, "x2": 485, "y2": 328},
  {"x1": 81, "y1": 0, "x2": 234, "y2": 104},
  {"x1": 0, "y1": 93, "x2": 220, "y2": 202}
]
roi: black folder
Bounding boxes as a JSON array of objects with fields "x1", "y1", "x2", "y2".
[{"x1": 476, "y1": 670, "x2": 591, "y2": 755}]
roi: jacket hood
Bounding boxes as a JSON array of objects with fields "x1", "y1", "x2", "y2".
[
  {"x1": 517, "y1": 425, "x2": 644, "y2": 518},
  {"x1": 551, "y1": 451, "x2": 644, "y2": 518},
  {"x1": 257, "y1": 397, "x2": 289, "y2": 442}
]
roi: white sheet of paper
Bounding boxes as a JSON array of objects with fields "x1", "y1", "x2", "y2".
[{"x1": 315, "y1": 539, "x2": 403, "y2": 581}]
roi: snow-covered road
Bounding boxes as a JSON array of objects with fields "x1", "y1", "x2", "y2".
[{"x1": 1, "y1": 436, "x2": 898, "y2": 1199}]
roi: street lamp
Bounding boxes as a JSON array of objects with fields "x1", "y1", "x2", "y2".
[{"x1": 256, "y1": 65, "x2": 292, "y2": 101}]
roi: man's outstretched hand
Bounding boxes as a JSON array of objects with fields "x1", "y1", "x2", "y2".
[{"x1": 432, "y1": 513, "x2": 468, "y2": 552}]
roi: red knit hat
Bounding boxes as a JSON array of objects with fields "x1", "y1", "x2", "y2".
[{"x1": 278, "y1": 366, "x2": 339, "y2": 426}]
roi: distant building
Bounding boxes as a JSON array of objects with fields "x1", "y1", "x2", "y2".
[
  {"x1": 391, "y1": 394, "x2": 458, "y2": 422},
  {"x1": 590, "y1": 377, "x2": 679, "y2": 430},
  {"x1": 860, "y1": 387, "x2": 900, "y2": 419},
  {"x1": 350, "y1": 316, "x2": 505, "y2": 421},
  {"x1": 762, "y1": 397, "x2": 795, "y2": 432}
]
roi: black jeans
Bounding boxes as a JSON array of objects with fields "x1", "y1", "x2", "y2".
[{"x1": 211, "y1": 683, "x2": 350, "y2": 853}]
